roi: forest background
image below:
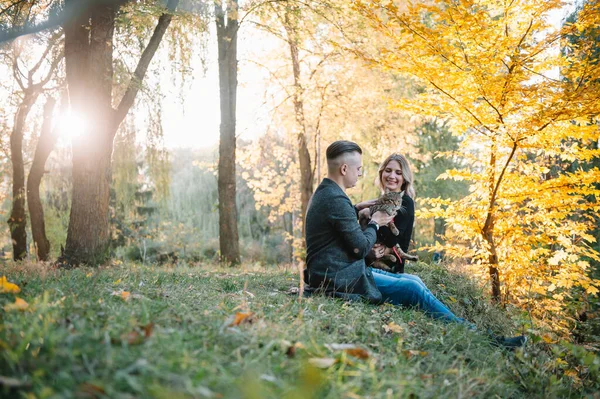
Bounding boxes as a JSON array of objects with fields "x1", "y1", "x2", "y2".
[{"x1": 0, "y1": 0, "x2": 599, "y2": 342}]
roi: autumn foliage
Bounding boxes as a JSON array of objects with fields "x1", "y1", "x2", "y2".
[{"x1": 353, "y1": 0, "x2": 600, "y2": 330}]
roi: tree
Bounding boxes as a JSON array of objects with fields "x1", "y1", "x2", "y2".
[
  {"x1": 354, "y1": 0, "x2": 600, "y2": 320},
  {"x1": 27, "y1": 96, "x2": 61, "y2": 261},
  {"x1": 59, "y1": 0, "x2": 178, "y2": 266},
  {"x1": 215, "y1": 0, "x2": 240, "y2": 265},
  {"x1": 5, "y1": 31, "x2": 63, "y2": 260}
]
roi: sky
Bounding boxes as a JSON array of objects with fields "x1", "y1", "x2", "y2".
[{"x1": 160, "y1": 21, "x2": 278, "y2": 150}]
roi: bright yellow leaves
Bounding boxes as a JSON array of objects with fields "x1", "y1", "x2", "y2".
[
  {"x1": 0, "y1": 276, "x2": 20, "y2": 294},
  {"x1": 353, "y1": 0, "x2": 600, "y2": 334},
  {"x1": 1, "y1": 276, "x2": 28, "y2": 312}
]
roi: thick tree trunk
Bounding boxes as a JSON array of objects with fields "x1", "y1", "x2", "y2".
[
  {"x1": 28, "y1": 97, "x2": 58, "y2": 261},
  {"x1": 61, "y1": 0, "x2": 115, "y2": 265},
  {"x1": 283, "y1": 9, "x2": 313, "y2": 239},
  {"x1": 215, "y1": 0, "x2": 240, "y2": 265},
  {"x1": 8, "y1": 89, "x2": 39, "y2": 260},
  {"x1": 60, "y1": 0, "x2": 177, "y2": 266}
]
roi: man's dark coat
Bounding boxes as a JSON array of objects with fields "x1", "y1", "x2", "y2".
[{"x1": 305, "y1": 178, "x2": 382, "y2": 303}]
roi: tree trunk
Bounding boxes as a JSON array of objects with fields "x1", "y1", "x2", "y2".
[
  {"x1": 27, "y1": 97, "x2": 58, "y2": 261},
  {"x1": 215, "y1": 0, "x2": 240, "y2": 265},
  {"x1": 60, "y1": 0, "x2": 178, "y2": 266},
  {"x1": 61, "y1": 0, "x2": 115, "y2": 265},
  {"x1": 483, "y1": 137, "x2": 501, "y2": 301},
  {"x1": 8, "y1": 89, "x2": 39, "y2": 260},
  {"x1": 283, "y1": 9, "x2": 313, "y2": 239}
]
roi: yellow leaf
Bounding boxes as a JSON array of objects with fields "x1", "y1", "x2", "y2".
[
  {"x1": 228, "y1": 312, "x2": 255, "y2": 326},
  {"x1": 0, "y1": 276, "x2": 20, "y2": 294},
  {"x1": 4, "y1": 297, "x2": 29, "y2": 312},
  {"x1": 113, "y1": 279, "x2": 121, "y2": 285},
  {"x1": 586, "y1": 285, "x2": 599, "y2": 295}
]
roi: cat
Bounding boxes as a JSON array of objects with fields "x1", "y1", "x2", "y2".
[
  {"x1": 359, "y1": 190, "x2": 418, "y2": 272},
  {"x1": 361, "y1": 190, "x2": 405, "y2": 236}
]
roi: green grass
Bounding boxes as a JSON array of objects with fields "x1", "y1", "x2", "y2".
[{"x1": 0, "y1": 261, "x2": 598, "y2": 398}]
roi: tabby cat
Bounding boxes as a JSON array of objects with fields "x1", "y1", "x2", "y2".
[{"x1": 359, "y1": 190, "x2": 418, "y2": 272}]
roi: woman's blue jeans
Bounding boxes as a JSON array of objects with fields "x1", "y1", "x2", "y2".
[{"x1": 371, "y1": 268, "x2": 466, "y2": 324}]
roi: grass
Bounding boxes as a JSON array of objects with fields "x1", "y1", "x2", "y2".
[{"x1": 0, "y1": 260, "x2": 598, "y2": 398}]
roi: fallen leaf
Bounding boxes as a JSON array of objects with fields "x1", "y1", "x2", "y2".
[
  {"x1": 4, "y1": 297, "x2": 29, "y2": 312},
  {"x1": 308, "y1": 358, "x2": 337, "y2": 368},
  {"x1": 383, "y1": 322, "x2": 404, "y2": 334},
  {"x1": 229, "y1": 312, "x2": 255, "y2": 327},
  {"x1": 113, "y1": 278, "x2": 121, "y2": 285},
  {"x1": 111, "y1": 290, "x2": 131, "y2": 301},
  {"x1": 325, "y1": 343, "x2": 370, "y2": 359},
  {"x1": 542, "y1": 335, "x2": 555, "y2": 344},
  {"x1": 112, "y1": 323, "x2": 154, "y2": 345},
  {"x1": 344, "y1": 347, "x2": 370, "y2": 359},
  {"x1": 0, "y1": 276, "x2": 20, "y2": 294},
  {"x1": 78, "y1": 381, "x2": 106, "y2": 397},
  {"x1": 402, "y1": 349, "x2": 428, "y2": 359}
]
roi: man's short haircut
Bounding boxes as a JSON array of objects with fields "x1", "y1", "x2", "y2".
[{"x1": 326, "y1": 140, "x2": 362, "y2": 160}]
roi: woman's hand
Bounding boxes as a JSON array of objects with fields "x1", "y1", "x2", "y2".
[{"x1": 355, "y1": 199, "x2": 378, "y2": 211}]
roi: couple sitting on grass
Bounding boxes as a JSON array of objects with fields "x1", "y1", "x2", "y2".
[{"x1": 304, "y1": 140, "x2": 526, "y2": 350}]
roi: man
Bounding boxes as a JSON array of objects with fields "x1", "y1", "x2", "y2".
[
  {"x1": 304, "y1": 140, "x2": 393, "y2": 303},
  {"x1": 305, "y1": 140, "x2": 526, "y2": 349}
]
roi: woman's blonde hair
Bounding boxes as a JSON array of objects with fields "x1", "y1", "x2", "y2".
[{"x1": 377, "y1": 153, "x2": 415, "y2": 199}]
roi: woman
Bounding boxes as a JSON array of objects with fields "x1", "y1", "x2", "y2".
[
  {"x1": 372, "y1": 153, "x2": 415, "y2": 274},
  {"x1": 356, "y1": 154, "x2": 462, "y2": 321}
]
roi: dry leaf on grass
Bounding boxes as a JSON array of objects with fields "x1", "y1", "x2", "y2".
[
  {"x1": 111, "y1": 323, "x2": 154, "y2": 345},
  {"x1": 228, "y1": 312, "x2": 255, "y2": 327},
  {"x1": 325, "y1": 343, "x2": 370, "y2": 359},
  {"x1": 78, "y1": 381, "x2": 106, "y2": 397},
  {"x1": 3, "y1": 297, "x2": 29, "y2": 312},
  {"x1": 402, "y1": 349, "x2": 428, "y2": 359},
  {"x1": 110, "y1": 290, "x2": 131, "y2": 301},
  {"x1": 383, "y1": 322, "x2": 404, "y2": 334},
  {"x1": 0, "y1": 276, "x2": 20, "y2": 294},
  {"x1": 308, "y1": 358, "x2": 337, "y2": 368}
]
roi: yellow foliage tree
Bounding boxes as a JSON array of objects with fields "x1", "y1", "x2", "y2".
[{"x1": 353, "y1": 0, "x2": 600, "y2": 328}]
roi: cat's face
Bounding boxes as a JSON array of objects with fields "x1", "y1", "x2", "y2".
[{"x1": 381, "y1": 191, "x2": 404, "y2": 206}]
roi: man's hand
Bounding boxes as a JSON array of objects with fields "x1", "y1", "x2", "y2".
[
  {"x1": 355, "y1": 199, "x2": 378, "y2": 211},
  {"x1": 358, "y1": 208, "x2": 371, "y2": 220},
  {"x1": 371, "y1": 210, "x2": 395, "y2": 226},
  {"x1": 371, "y1": 243, "x2": 385, "y2": 259}
]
